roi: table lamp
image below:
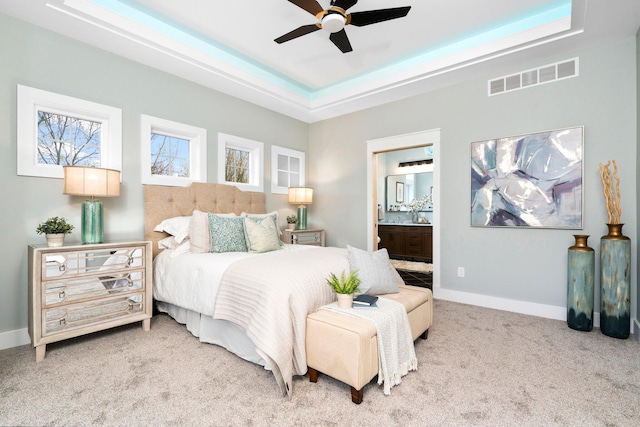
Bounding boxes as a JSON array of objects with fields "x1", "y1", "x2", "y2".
[
  {"x1": 63, "y1": 166, "x2": 121, "y2": 244},
  {"x1": 288, "y1": 187, "x2": 313, "y2": 230}
]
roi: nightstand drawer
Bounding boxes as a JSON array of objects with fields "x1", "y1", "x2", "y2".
[
  {"x1": 281, "y1": 229, "x2": 326, "y2": 247},
  {"x1": 41, "y1": 246, "x2": 145, "y2": 281},
  {"x1": 294, "y1": 232, "x2": 323, "y2": 245},
  {"x1": 42, "y1": 293, "x2": 146, "y2": 336},
  {"x1": 43, "y1": 270, "x2": 145, "y2": 307}
]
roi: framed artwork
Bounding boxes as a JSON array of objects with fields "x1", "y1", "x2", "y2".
[
  {"x1": 470, "y1": 126, "x2": 583, "y2": 228},
  {"x1": 396, "y1": 182, "x2": 404, "y2": 203}
]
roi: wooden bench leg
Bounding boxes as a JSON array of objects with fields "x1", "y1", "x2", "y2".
[
  {"x1": 308, "y1": 367, "x2": 318, "y2": 383},
  {"x1": 420, "y1": 329, "x2": 429, "y2": 340},
  {"x1": 351, "y1": 386, "x2": 364, "y2": 404},
  {"x1": 310, "y1": 367, "x2": 363, "y2": 404}
]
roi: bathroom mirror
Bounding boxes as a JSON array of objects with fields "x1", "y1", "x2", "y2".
[{"x1": 386, "y1": 173, "x2": 433, "y2": 211}]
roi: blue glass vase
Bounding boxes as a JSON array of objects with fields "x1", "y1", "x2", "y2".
[
  {"x1": 600, "y1": 224, "x2": 630, "y2": 339},
  {"x1": 567, "y1": 235, "x2": 594, "y2": 331}
]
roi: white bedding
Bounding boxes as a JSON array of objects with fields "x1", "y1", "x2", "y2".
[
  {"x1": 153, "y1": 244, "x2": 338, "y2": 314},
  {"x1": 153, "y1": 244, "x2": 350, "y2": 397}
]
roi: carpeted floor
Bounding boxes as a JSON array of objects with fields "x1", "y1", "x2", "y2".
[{"x1": 1, "y1": 300, "x2": 639, "y2": 426}]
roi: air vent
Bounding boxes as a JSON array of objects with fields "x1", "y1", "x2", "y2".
[{"x1": 488, "y1": 58, "x2": 578, "y2": 96}]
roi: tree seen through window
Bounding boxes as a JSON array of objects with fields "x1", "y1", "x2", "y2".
[{"x1": 37, "y1": 111, "x2": 101, "y2": 167}]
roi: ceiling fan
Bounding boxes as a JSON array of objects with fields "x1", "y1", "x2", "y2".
[{"x1": 275, "y1": 0, "x2": 411, "y2": 53}]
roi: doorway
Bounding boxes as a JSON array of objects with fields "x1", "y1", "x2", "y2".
[{"x1": 366, "y1": 129, "x2": 441, "y2": 290}]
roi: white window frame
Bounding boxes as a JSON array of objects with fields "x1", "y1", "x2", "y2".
[
  {"x1": 271, "y1": 145, "x2": 305, "y2": 194},
  {"x1": 217, "y1": 133, "x2": 264, "y2": 192},
  {"x1": 17, "y1": 85, "x2": 122, "y2": 179},
  {"x1": 140, "y1": 115, "x2": 207, "y2": 186}
]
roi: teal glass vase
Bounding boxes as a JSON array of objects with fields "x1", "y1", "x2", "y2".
[
  {"x1": 81, "y1": 199, "x2": 104, "y2": 244},
  {"x1": 600, "y1": 224, "x2": 630, "y2": 339},
  {"x1": 567, "y1": 235, "x2": 594, "y2": 331}
]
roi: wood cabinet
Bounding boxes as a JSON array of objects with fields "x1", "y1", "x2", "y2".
[
  {"x1": 28, "y1": 241, "x2": 153, "y2": 362},
  {"x1": 281, "y1": 229, "x2": 325, "y2": 246},
  {"x1": 378, "y1": 225, "x2": 432, "y2": 262}
]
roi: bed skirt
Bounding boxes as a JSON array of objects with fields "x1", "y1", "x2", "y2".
[{"x1": 156, "y1": 301, "x2": 269, "y2": 369}]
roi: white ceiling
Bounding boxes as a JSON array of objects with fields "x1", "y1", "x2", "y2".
[{"x1": 2, "y1": 0, "x2": 639, "y2": 122}]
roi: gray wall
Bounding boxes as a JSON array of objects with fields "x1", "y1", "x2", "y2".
[
  {"x1": 309, "y1": 38, "x2": 638, "y2": 317},
  {"x1": 0, "y1": 14, "x2": 308, "y2": 336},
  {"x1": 637, "y1": 28, "x2": 640, "y2": 338},
  {"x1": 1, "y1": 11, "x2": 638, "y2": 339}
]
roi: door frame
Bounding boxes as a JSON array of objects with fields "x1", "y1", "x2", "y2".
[{"x1": 366, "y1": 129, "x2": 441, "y2": 289}]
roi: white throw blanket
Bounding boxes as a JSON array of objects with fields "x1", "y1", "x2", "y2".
[
  {"x1": 321, "y1": 297, "x2": 418, "y2": 395},
  {"x1": 213, "y1": 246, "x2": 349, "y2": 398}
]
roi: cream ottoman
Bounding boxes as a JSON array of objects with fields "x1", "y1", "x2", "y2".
[{"x1": 306, "y1": 285, "x2": 433, "y2": 404}]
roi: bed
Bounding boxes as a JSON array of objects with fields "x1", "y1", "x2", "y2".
[{"x1": 144, "y1": 182, "x2": 350, "y2": 397}]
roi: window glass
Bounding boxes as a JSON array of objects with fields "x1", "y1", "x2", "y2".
[
  {"x1": 37, "y1": 112, "x2": 102, "y2": 167},
  {"x1": 150, "y1": 133, "x2": 190, "y2": 177}
]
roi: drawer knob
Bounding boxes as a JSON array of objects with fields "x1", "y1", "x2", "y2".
[{"x1": 58, "y1": 290, "x2": 66, "y2": 299}]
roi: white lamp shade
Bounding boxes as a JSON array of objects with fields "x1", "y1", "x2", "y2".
[
  {"x1": 63, "y1": 166, "x2": 121, "y2": 198},
  {"x1": 288, "y1": 187, "x2": 313, "y2": 205}
]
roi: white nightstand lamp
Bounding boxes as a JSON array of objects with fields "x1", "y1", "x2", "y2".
[
  {"x1": 63, "y1": 166, "x2": 120, "y2": 244},
  {"x1": 288, "y1": 187, "x2": 313, "y2": 230}
]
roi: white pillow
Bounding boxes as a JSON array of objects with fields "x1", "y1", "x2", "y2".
[
  {"x1": 244, "y1": 216, "x2": 282, "y2": 253},
  {"x1": 153, "y1": 216, "x2": 191, "y2": 244},
  {"x1": 158, "y1": 236, "x2": 180, "y2": 250},
  {"x1": 346, "y1": 245, "x2": 402, "y2": 295}
]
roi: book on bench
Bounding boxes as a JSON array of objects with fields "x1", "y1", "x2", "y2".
[{"x1": 352, "y1": 294, "x2": 378, "y2": 307}]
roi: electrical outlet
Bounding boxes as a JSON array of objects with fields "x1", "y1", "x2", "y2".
[{"x1": 457, "y1": 267, "x2": 465, "y2": 278}]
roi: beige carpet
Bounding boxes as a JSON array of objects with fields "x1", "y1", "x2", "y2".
[
  {"x1": 1, "y1": 300, "x2": 639, "y2": 426},
  {"x1": 390, "y1": 259, "x2": 433, "y2": 273}
]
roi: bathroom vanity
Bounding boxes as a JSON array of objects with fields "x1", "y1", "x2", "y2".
[{"x1": 378, "y1": 223, "x2": 432, "y2": 262}]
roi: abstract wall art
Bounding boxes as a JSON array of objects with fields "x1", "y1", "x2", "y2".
[{"x1": 470, "y1": 126, "x2": 583, "y2": 228}]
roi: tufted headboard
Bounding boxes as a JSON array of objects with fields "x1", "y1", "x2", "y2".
[{"x1": 144, "y1": 182, "x2": 267, "y2": 258}]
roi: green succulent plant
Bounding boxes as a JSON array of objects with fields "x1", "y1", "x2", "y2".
[{"x1": 286, "y1": 215, "x2": 298, "y2": 224}]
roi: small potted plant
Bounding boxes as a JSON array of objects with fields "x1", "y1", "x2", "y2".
[
  {"x1": 286, "y1": 215, "x2": 297, "y2": 230},
  {"x1": 326, "y1": 269, "x2": 361, "y2": 309},
  {"x1": 36, "y1": 216, "x2": 74, "y2": 247}
]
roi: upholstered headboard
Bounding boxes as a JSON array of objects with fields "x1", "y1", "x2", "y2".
[{"x1": 144, "y1": 182, "x2": 267, "y2": 258}]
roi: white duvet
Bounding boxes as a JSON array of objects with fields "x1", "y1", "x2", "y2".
[{"x1": 153, "y1": 244, "x2": 350, "y2": 397}]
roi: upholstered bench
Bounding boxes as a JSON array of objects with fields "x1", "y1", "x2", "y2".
[{"x1": 306, "y1": 285, "x2": 433, "y2": 404}]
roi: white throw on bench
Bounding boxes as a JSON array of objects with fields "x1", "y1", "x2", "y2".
[{"x1": 306, "y1": 285, "x2": 433, "y2": 404}]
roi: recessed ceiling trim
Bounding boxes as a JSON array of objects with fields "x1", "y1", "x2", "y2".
[{"x1": 29, "y1": 0, "x2": 594, "y2": 123}]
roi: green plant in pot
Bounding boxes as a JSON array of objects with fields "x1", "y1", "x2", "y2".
[
  {"x1": 36, "y1": 216, "x2": 74, "y2": 247},
  {"x1": 326, "y1": 269, "x2": 361, "y2": 309},
  {"x1": 286, "y1": 215, "x2": 297, "y2": 230}
]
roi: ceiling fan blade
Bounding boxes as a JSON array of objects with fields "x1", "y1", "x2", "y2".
[
  {"x1": 275, "y1": 24, "x2": 321, "y2": 44},
  {"x1": 329, "y1": 29, "x2": 353, "y2": 53},
  {"x1": 287, "y1": 0, "x2": 324, "y2": 16},
  {"x1": 348, "y1": 6, "x2": 411, "y2": 27},
  {"x1": 331, "y1": 0, "x2": 358, "y2": 11}
]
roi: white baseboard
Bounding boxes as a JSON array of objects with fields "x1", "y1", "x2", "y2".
[
  {"x1": 0, "y1": 328, "x2": 30, "y2": 351},
  {"x1": 433, "y1": 285, "x2": 603, "y2": 328}
]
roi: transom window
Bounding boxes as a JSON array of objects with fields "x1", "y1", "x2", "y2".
[
  {"x1": 141, "y1": 115, "x2": 207, "y2": 186},
  {"x1": 17, "y1": 85, "x2": 122, "y2": 178},
  {"x1": 150, "y1": 133, "x2": 190, "y2": 177},
  {"x1": 217, "y1": 133, "x2": 264, "y2": 192},
  {"x1": 225, "y1": 147, "x2": 250, "y2": 183},
  {"x1": 37, "y1": 112, "x2": 102, "y2": 167},
  {"x1": 271, "y1": 146, "x2": 305, "y2": 194}
]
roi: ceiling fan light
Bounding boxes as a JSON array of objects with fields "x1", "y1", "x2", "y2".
[{"x1": 321, "y1": 14, "x2": 346, "y2": 33}]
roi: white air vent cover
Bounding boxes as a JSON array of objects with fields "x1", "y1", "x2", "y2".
[{"x1": 488, "y1": 58, "x2": 578, "y2": 96}]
